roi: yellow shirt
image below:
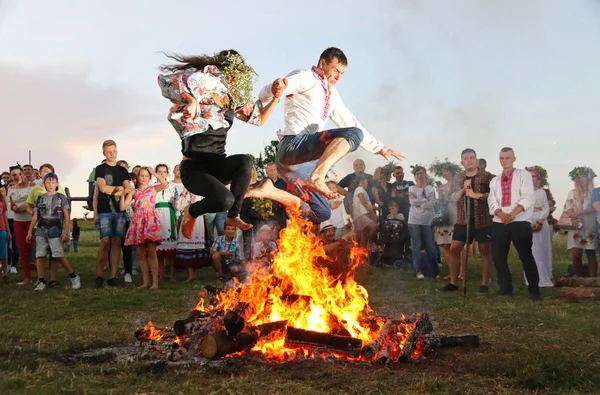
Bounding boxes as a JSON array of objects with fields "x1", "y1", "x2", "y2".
[{"x1": 27, "y1": 185, "x2": 67, "y2": 206}]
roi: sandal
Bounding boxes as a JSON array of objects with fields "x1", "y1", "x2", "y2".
[{"x1": 48, "y1": 280, "x2": 61, "y2": 288}]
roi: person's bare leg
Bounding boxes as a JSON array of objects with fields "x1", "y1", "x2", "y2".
[
  {"x1": 36, "y1": 257, "x2": 45, "y2": 281},
  {"x1": 448, "y1": 240, "x2": 464, "y2": 285},
  {"x1": 109, "y1": 237, "x2": 122, "y2": 279},
  {"x1": 50, "y1": 260, "x2": 58, "y2": 282},
  {"x1": 185, "y1": 267, "x2": 196, "y2": 282},
  {"x1": 157, "y1": 256, "x2": 165, "y2": 281},
  {"x1": 168, "y1": 257, "x2": 175, "y2": 281},
  {"x1": 586, "y1": 249, "x2": 597, "y2": 278},
  {"x1": 147, "y1": 242, "x2": 159, "y2": 289},
  {"x1": 571, "y1": 248, "x2": 583, "y2": 276},
  {"x1": 137, "y1": 245, "x2": 149, "y2": 288},
  {"x1": 479, "y1": 242, "x2": 492, "y2": 286},
  {"x1": 225, "y1": 216, "x2": 252, "y2": 231},
  {"x1": 212, "y1": 253, "x2": 224, "y2": 276},
  {"x1": 58, "y1": 257, "x2": 74, "y2": 274},
  {"x1": 96, "y1": 237, "x2": 110, "y2": 277},
  {"x1": 245, "y1": 179, "x2": 303, "y2": 209},
  {"x1": 304, "y1": 138, "x2": 350, "y2": 199}
]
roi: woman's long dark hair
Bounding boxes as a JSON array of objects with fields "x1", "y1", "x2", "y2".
[{"x1": 159, "y1": 49, "x2": 244, "y2": 73}]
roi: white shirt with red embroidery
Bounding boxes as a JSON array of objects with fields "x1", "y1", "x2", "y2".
[
  {"x1": 488, "y1": 168, "x2": 535, "y2": 223},
  {"x1": 258, "y1": 67, "x2": 385, "y2": 154}
]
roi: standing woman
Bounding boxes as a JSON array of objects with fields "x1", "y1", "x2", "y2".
[
  {"x1": 433, "y1": 166, "x2": 459, "y2": 267},
  {"x1": 563, "y1": 167, "x2": 597, "y2": 278},
  {"x1": 154, "y1": 164, "x2": 178, "y2": 281},
  {"x1": 7, "y1": 166, "x2": 35, "y2": 284},
  {"x1": 158, "y1": 49, "x2": 284, "y2": 238},
  {"x1": 527, "y1": 168, "x2": 553, "y2": 287}
]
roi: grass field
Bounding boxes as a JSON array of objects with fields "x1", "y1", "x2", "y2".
[{"x1": 1, "y1": 221, "x2": 599, "y2": 394}]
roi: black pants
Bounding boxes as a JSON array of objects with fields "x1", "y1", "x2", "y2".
[
  {"x1": 180, "y1": 154, "x2": 253, "y2": 219},
  {"x1": 491, "y1": 221, "x2": 540, "y2": 294}
]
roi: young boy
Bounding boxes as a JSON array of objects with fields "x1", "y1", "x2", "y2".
[
  {"x1": 0, "y1": 187, "x2": 12, "y2": 281},
  {"x1": 94, "y1": 140, "x2": 132, "y2": 288},
  {"x1": 26, "y1": 173, "x2": 81, "y2": 291},
  {"x1": 210, "y1": 224, "x2": 243, "y2": 281}
]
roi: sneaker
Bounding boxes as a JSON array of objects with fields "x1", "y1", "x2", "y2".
[
  {"x1": 441, "y1": 283, "x2": 459, "y2": 292},
  {"x1": 70, "y1": 275, "x2": 81, "y2": 290},
  {"x1": 107, "y1": 277, "x2": 120, "y2": 287},
  {"x1": 124, "y1": 273, "x2": 132, "y2": 283},
  {"x1": 132, "y1": 269, "x2": 139, "y2": 276},
  {"x1": 10, "y1": 267, "x2": 17, "y2": 274},
  {"x1": 479, "y1": 285, "x2": 490, "y2": 294},
  {"x1": 416, "y1": 272, "x2": 425, "y2": 279},
  {"x1": 94, "y1": 276, "x2": 104, "y2": 288},
  {"x1": 34, "y1": 281, "x2": 46, "y2": 291}
]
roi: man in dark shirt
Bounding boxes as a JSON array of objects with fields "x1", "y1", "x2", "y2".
[
  {"x1": 336, "y1": 159, "x2": 374, "y2": 217},
  {"x1": 390, "y1": 165, "x2": 414, "y2": 221},
  {"x1": 94, "y1": 140, "x2": 132, "y2": 288}
]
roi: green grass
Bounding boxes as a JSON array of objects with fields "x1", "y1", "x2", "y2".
[{"x1": 1, "y1": 227, "x2": 599, "y2": 394}]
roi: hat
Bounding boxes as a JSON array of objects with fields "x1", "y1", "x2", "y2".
[
  {"x1": 318, "y1": 221, "x2": 335, "y2": 234},
  {"x1": 43, "y1": 172, "x2": 59, "y2": 182}
]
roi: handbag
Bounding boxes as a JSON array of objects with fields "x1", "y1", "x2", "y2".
[
  {"x1": 556, "y1": 212, "x2": 581, "y2": 231},
  {"x1": 432, "y1": 199, "x2": 450, "y2": 227}
]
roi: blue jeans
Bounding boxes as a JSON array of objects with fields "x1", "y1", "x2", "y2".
[
  {"x1": 205, "y1": 212, "x2": 227, "y2": 239},
  {"x1": 276, "y1": 127, "x2": 364, "y2": 223},
  {"x1": 408, "y1": 224, "x2": 438, "y2": 273},
  {"x1": 73, "y1": 237, "x2": 79, "y2": 253}
]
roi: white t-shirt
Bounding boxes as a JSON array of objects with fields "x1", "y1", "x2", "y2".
[
  {"x1": 8, "y1": 186, "x2": 34, "y2": 222},
  {"x1": 329, "y1": 197, "x2": 345, "y2": 228},
  {"x1": 353, "y1": 186, "x2": 371, "y2": 219}
]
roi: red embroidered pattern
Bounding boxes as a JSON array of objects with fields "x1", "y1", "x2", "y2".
[
  {"x1": 501, "y1": 169, "x2": 515, "y2": 207},
  {"x1": 312, "y1": 66, "x2": 331, "y2": 121}
]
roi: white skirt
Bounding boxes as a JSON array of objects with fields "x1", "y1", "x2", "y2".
[{"x1": 526, "y1": 221, "x2": 553, "y2": 287}]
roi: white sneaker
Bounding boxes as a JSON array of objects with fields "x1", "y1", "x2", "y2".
[
  {"x1": 416, "y1": 273, "x2": 425, "y2": 279},
  {"x1": 132, "y1": 269, "x2": 139, "y2": 276},
  {"x1": 34, "y1": 281, "x2": 46, "y2": 291},
  {"x1": 124, "y1": 273, "x2": 133, "y2": 283},
  {"x1": 71, "y1": 275, "x2": 81, "y2": 289},
  {"x1": 10, "y1": 267, "x2": 17, "y2": 274}
]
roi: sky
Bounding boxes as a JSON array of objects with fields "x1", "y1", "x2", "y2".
[{"x1": 1, "y1": 0, "x2": 600, "y2": 217}]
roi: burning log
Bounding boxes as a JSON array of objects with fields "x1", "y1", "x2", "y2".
[
  {"x1": 284, "y1": 327, "x2": 363, "y2": 357},
  {"x1": 361, "y1": 320, "x2": 393, "y2": 359},
  {"x1": 554, "y1": 277, "x2": 600, "y2": 287},
  {"x1": 223, "y1": 303, "x2": 249, "y2": 336},
  {"x1": 173, "y1": 310, "x2": 212, "y2": 337},
  {"x1": 399, "y1": 313, "x2": 433, "y2": 362},
  {"x1": 375, "y1": 340, "x2": 392, "y2": 364},
  {"x1": 560, "y1": 287, "x2": 600, "y2": 301}
]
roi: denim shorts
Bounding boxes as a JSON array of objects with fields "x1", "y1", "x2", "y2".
[
  {"x1": 0, "y1": 230, "x2": 7, "y2": 260},
  {"x1": 98, "y1": 212, "x2": 127, "y2": 239}
]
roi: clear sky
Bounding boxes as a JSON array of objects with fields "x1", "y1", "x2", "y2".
[{"x1": 1, "y1": 0, "x2": 600, "y2": 217}]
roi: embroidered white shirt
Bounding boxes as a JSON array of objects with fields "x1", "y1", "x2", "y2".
[
  {"x1": 488, "y1": 168, "x2": 535, "y2": 223},
  {"x1": 258, "y1": 68, "x2": 385, "y2": 154}
]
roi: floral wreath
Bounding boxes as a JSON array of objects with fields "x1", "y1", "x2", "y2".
[
  {"x1": 219, "y1": 52, "x2": 258, "y2": 109},
  {"x1": 525, "y1": 165, "x2": 549, "y2": 187},
  {"x1": 252, "y1": 198, "x2": 274, "y2": 220},
  {"x1": 428, "y1": 158, "x2": 462, "y2": 178},
  {"x1": 568, "y1": 166, "x2": 597, "y2": 181}
]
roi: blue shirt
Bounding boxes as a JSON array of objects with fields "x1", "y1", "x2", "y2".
[{"x1": 211, "y1": 236, "x2": 242, "y2": 262}]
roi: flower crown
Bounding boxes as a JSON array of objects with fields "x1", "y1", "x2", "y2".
[
  {"x1": 568, "y1": 166, "x2": 597, "y2": 181},
  {"x1": 219, "y1": 52, "x2": 258, "y2": 108},
  {"x1": 428, "y1": 158, "x2": 461, "y2": 178},
  {"x1": 525, "y1": 165, "x2": 549, "y2": 187}
]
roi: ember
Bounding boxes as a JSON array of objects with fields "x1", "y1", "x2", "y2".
[{"x1": 132, "y1": 211, "x2": 479, "y2": 365}]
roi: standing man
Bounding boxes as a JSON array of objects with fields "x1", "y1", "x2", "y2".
[
  {"x1": 441, "y1": 149, "x2": 494, "y2": 293},
  {"x1": 265, "y1": 162, "x2": 288, "y2": 233},
  {"x1": 390, "y1": 166, "x2": 414, "y2": 222},
  {"x1": 94, "y1": 140, "x2": 132, "y2": 288},
  {"x1": 488, "y1": 147, "x2": 541, "y2": 300},
  {"x1": 252, "y1": 47, "x2": 404, "y2": 224}
]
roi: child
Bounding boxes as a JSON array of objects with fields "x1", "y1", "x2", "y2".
[
  {"x1": 72, "y1": 218, "x2": 80, "y2": 253},
  {"x1": 174, "y1": 190, "x2": 212, "y2": 282},
  {"x1": 121, "y1": 167, "x2": 167, "y2": 289},
  {"x1": 26, "y1": 173, "x2": 81, "y2": 291},
  {"x1": 0, "y1": 187, "x2": 12, "y2": 281},
  {"x1": 352, "y1": 176, "x2": 378, "y2": 249},
  {"x1": 252, "y1": 224, "x2": 277, "y2": 265},
  {"x1": 210, "y1": 224, "x2": 243, "y2": 281}
]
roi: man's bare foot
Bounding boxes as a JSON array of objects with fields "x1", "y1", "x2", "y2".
[
  {"x1": 181, "y1": 206, "x2": 197, "y2": 239},
  {"x1": 304, "y1": 177, "x2": 338, "y2": 199},
  {"x1": 139, "y1": 284, "x2": 149, "y2": 289},
  {"x1": 150, "y1": 285, "x2": 159, "y2": 290},
  {"x1": 185, "y1": 276, "x2": 196, "y2": 283},
  {"x1": 226, "y1": 216, "x2": 252, "y2": 231},
  {"x1": 245, "y1": 178, "x2": 275, "y2": 199}
]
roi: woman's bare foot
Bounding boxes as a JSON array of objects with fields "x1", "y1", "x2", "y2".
[
  {"x1": 185, "y1": 276, "x2": 196, "y2": 283},
  {"x1": 245, "y1": 178, "x2": 275, "y2": 199},
  {"x1": 304, "y1": 177, "x2": 338, "y2": 199},
  {"x1": 139, "y1": 284, "x2": 149, "y2": 289},
  {"x1": 181, "y1": 205, "x2": 197, "y2": 239},
  {"x1": 150, "y1": 285, "x2": 159, "y2": 290},
  {"x1": 226, "y1": 216, "x2": 252, "y2": 231}
]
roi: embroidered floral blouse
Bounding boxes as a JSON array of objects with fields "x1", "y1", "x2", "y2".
[{"x1": 158, "y1": 65, "x2": 263, "y2": 140}]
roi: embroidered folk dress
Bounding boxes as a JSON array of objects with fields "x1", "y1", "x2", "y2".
[
  {"x1": 125, "y1": 188, "x2": 162, "y2": 246},
  {"x1": 173, "y1": 191, "x2": 211, "y2": 268},
  {"x1": 563, "y1": 189, "x2": 596, "y2": 250},
  {"x1": 155, "y1": 184, "x2": 178, "y2": 256}
]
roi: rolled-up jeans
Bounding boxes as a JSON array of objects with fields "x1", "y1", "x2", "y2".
[
  {"x1": 408, "y1": 224, "x2": 438, "y2": 273},
  {"x1": 276, "y1": 127, "x2": 364, "y2": 224}
]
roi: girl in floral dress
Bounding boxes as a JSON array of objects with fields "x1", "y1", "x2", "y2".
[
  {"x1": 563, "y1": 167, "x2": 598, "y2": 277},
  {"x1": 122, "y1": 167, "x2": 168, "y2": 289},
  {"x1": 154, "y1": 164, "x2": 178, "y2": 281}
]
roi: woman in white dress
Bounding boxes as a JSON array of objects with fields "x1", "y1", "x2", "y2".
[
  {"x1": 526, "y1": 168, "x2": 553, "y2": 287},
  {"x1": 174, "y1": 189, "x2": 211, "y2": 282},
  {"x1": 563, "y1": 167, "x2": 597, "y2": 277},
  {"x1": 154, "y1": 164, "x2": 178, "y2": 281}
]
